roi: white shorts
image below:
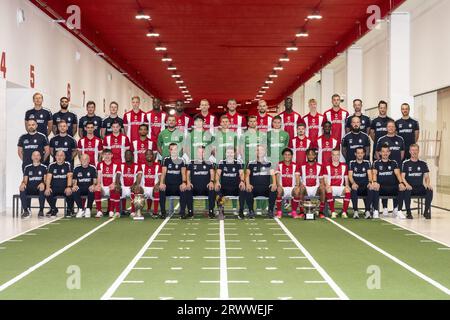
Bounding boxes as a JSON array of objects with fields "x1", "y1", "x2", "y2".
[
  {"x1": 121, "y1": 186, "x2": 132, "y2": 199},
  {"x1": 143, "y1": 187, "x2": 155, "y2": 200},
  {"x1": 331, "y1": 186, "x2": 345, "y2": 197},
  {"x1": 281, "y1": 187, "x2": 294, "y2": 199},
  {"x1": 305, "y1": 186, "x2": 319, "y2": 197},
  {"x1": 101, "y1": 186, "x2": 110, "y2": 197}
]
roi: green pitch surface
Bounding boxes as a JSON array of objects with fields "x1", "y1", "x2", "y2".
[{"x1": 0, "y1": 213, "x2": 449, "y2": 300}]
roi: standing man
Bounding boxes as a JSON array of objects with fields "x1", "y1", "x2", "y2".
[
  {"x1": 101, "y1": 101, "x2": 124, "y2": 138},
  {"x1": 146, "y1": 98, "x2": 167, "y2": 145},
  {"x1": 225, "y1": 99, "x2": 247, "y2": 137},
  {"x1": 18, "y1": 119, "x2": 50, "y2": 171},
  {"x1": 370, "y1": 100, "x2": 394, "y2": 151},
  {"x1": 376, "y1": 120, "x2": 405, "y2": 165},
  {"x1": 324, "y1": 150, "x2": 351, "y2": 219},
  {"x1": 103, "y1": 120, "x2": 131, "y2": 164},
  {"x1": 316, "y1": 121, "x2": 338, "y2": 167},
  {"x1": 341, "y1": 117, "x2": 371, "y2": 164},
  {"x1": 212, "y1": 115, "x2": 237, "y2": 164},
  {"x1": 290, "y1": 123, "x2": 311, "y2": 167},
  {"x1": 124, "y1": 96, "x2": 148, "y2": 142},
  {"x1": 278, "y1": 97, "x2": 302, "y2": 141},
  {"x1": 77, "y1": 122, "x2": 103, "y2": 166},
  {"x1": 267, "y1": 115, "x2": 290, "y2": 165},
  {"x1": 73, "y1": 154, "x2": 97, "y2": 218},
  {"x1": 184, "y1": 115, "x2": 214, "y2": 163},
  {"x1": 395, "y1": 103, "x2": 420, "y2": 160},
  {"x1": 198, "y1": 99, "x2": 218, "y2": 134},
  {"x1": 323, "y1": 94, "x2": 349, "y2": 147},
  {"x1": 132, "y1": 124, "x2": 155, "y2": 165},
  {"x1": 158, "y1": 115, "x2": 185, "y2": 160},
  {"x1": 239, "y1": 115, "x2": 267, "y2": 165},
  {"x1": 49, "y1": 120, "x2": 78, "y2": 167},
  {"x1": 345, "y1": 99, "x2": 371, "y2": 134},
  {"x1": 25, "y1": 92, "x2": 53, "y2": 136},
  {"x1": 174, "y1": 100, "x2": 193, "y2": 136},
  {"x1": 52, "y1": 97, "x2": 78, "y2": 137},
  {"x1": 303, "y1": 99, "x2": 324, "y2": 144},
  {"x1": 276, "y1": 148, "x2": 301, "y2": 219},
  {"x1": 256, "y1": 100, "x2": 273, "y2": 132},
  {"x1": 79, "y1": 101, "x2": 103, "y2": 138}
]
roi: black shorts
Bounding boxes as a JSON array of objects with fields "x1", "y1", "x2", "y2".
[
  {"x1": 164, "y1": 185, "x2": 181, "y2": 197},
  {"x1": 219, "y1": 187, "x2": 241, "y2": 197},
  {"x1": 409, "y1": 185, "x2": 427, "y2": 196},
  {"x1": 353, "y1": 185, "x2": 368, "y2": 196},
  {"x1": 379, "y1": 185, "x2": 398, "y2": 196},
  {"x1": 252, "y1": 185, "x2": 272, "y2": 197},
  {"x1": 191, "y1": 188, "x2": 212, "y2": 196}
]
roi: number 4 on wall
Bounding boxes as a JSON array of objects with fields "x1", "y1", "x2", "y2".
[
  {"x1": 0, "y1": 52, "x2": 6, "y2": 79},
  {"x1": 30, "y1": 65, "x2": 35, "y2": 88}
]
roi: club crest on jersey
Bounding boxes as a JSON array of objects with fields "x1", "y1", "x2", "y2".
[
  {"x1": 395, "y1": 141, "x2": 399, "y2": 145},
  {"x1": 24, "y1": 139, "x2": 29, "y2": 144},
  {"x1": 64, "y1": 142, "x2": 68, "y2": 146},
  {"x1": 409, "y1": 124, "x2": 413, "y2": 128},
  {"x1": 418, "y1": 167, "x2": 421, "y2": 171},
  {"x1": 388, "y1": 166, "x2": 392, "y2": 170},
  {"x1": 53, "y1": 170, "x2": 57, "y2": 174},
  {"x1": 29, "y1": 171, "x2": 33, "y2": 175},
  {"x1": 359, "y1": 139, "x2": 362, "y2": 143},
  {"x1": 78, "y1": 172, "x2": 83, "y2": 177},
  {"x1": 40, "y1": 114, "x2": 43, "y2": 119},
  {"x1": 34, "y1": 140, "x2": 37, "y2": 143}
]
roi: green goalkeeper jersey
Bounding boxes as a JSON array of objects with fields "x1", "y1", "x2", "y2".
[
  {"x1": 157, "y1": 128, "x2": 185, "y2": 159},
  {"x1": 266, "y1": 130, "x2": 290, "y2": 163},
  {"x1": 239, "y1": 129, "x2": 267, "y2": 166}
]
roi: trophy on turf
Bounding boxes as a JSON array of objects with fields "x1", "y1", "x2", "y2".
[
  {"x1": 303, "y1": 199, "x2": 319, "y2": 220},
  {"x1": 132, "y1": 185, "x2": 145, "y2": 221}
]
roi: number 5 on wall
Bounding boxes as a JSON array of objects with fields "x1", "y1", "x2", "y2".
[
  {"x1": 30, "y1": 65, "x2": 35, "y2": 88},
  {"x1": 0, "y1": 52, "x2": 6, "y2": 79}
]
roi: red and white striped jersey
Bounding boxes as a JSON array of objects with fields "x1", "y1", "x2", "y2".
[
  {"x1": 256, "y1": 113, "x2": 273, "y2": 132},
  {"x1": 141, "y1": 162, "x2": 161, "y2": 187},
  {"x1": 290, "y1": 136, "x2": 312, "y2": 166},
  {"x1": 103, "y1": 133, "x2": 131, "y2": 164},
  {"x1": 175, "y1": 113, "x2": 193, "y2": 135},
  {"x1": 278, "y1": 111, "x2": 302, "y2": 140},
  {"x1": 316, "y1": 135, "x2": 338, "y2": 167},
  {"x1": 97, "y1": 161, "x2": 120, "y2": 186},
  {"x1": 77, "y1": 136, "x2": 103, "y2": 166},
  {"x1": 277, "y1": 162, "x2": 299, "y2": 187},
  {"x1": 132, "y1": 138, "x2": 154, "y2": 165},
  {"x1": 120, "y1": 162, "x2": 142, "y2": 187},
  {"x1": 302, "y1": 113, "x2": 324, "y2": 143},
  {"x1": 146, "y1": 110, "x2": 167, "y2": 143},
  {"x1": 123, "y1": 109, "x2": 148, "y2": 143},
  {"x1": 301, "y1": 162, "x2": 323, "y2": 187},
  {"x1": 226, "y1": 112, "x2": 247, "y2": 136},
  {"x1": 200, "y1": 113, "x2": 219, "y2": 134},
  {"x1": 323, "y1": 108, "x2": 349, "y2": 146},
  {"x1": 323, "y1": 162, "x2": 348, "y2": 187}
]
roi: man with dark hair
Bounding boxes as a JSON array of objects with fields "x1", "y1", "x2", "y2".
[
  {"x1": 324, "y1": 150, "x2": 351, "y2": 219},
  {"x1": 124, "y1": 96, "x2": 148, "y2": 142},
  {"x1": 49, "y1": 120, "x2": 78, "y2": 167},
  {"x1": 370, "y1": 100, "x2": 393, "y2": 151},
  {"x1": 290, "y1": 122, "x2": 311, "y2": 167},
  {"x1": 341, "y1": 116, "x2": 371, "y2": 164},
  {"x1": 102, "y1": 101, "x2": 124, "y2": 138},
  {"x1": 184, "y1": 114, "x2": 214, "y2": 162},
  {"x1": 395, "y1": 103, "x2": 420, "y2": 160},
  {"x1": 94, "y1": 149, "x2": 121, "y2": 218},
  {"x1": 345, "y1": 99, "x2": 371, "y2": 134},
  {"x1": 132, "y1": 124, "x2": 155, "y2": 165},
  {"x1": 198, "y1": 99, "x2": 219, "y2": 134},
  {"x1": 52, "y1": 97, "x2": 78, "y2": 137},
  {"x1": 103, "y1": 120, "x2": 131, "y2": 164},
  {"x1": 267, "y1": 115, "x2": 290, "y2": 164},
  {"x1": 25, "y1": 92, "x2": 53, "y2": 136},
  {"x1": 174, "y1": 100, "x2": 193, "y2": 136},
  {"x1": 158, "y1": 115, "x2": 185, "y2": 160},
  {"x1": 146, "y1": 98, "x2": 167, "y2": 144},
  {"x1": 239, "y1": 115, "x2": 266, "y2": 164},
  {"x1": 316, "y1": 121, "x2": 338, "y2": 167},
  {"x1": 79, "y1": 101, "x2": 103, "y2": 138},
  {"x1": 225, "y1": 99, "x2": 247, "y2": 138},
  {"x1": 278, "y1": 97, "x2": 302, "y2": 141},
  {"x1": 276, "y1": 148, "x2": 301, "y2": 218},
  {"x1": 376, "y1": 120, "x2": 405, "y2": 165},
  {"x1": 73, "y1": 154, "x2": 97, "y2": 218},
  {"x1": 211, "y1": 115, "x2": 236, "y2": 163},
  {"x1": 323, "y1": 94, "x2": 349, "y2": 147},
  {"x1": 119, "y1": 150, "x2": 142, "y2": 216},
  {"x1": 256, "y1": 100, "x2": 273, "y2": 132},
  {"x1": 18, "y1": 119, "x2": 50, "y2": 172},
  {"x1": 77, "y1": 121, "x2": 103, "y2": 166},
  {"x1": 140, "y1": 150, "x2": 161, "y2": 217}
]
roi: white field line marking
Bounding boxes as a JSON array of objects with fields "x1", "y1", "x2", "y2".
[
  {"x1": 271, "y1": 280, "x2": 284, "y2": 284},
  {"x1": 37, "y1": 227, "x2": 49, "y2": 230},
  {"x1": 265, "y1": 267, "x2": 278, "y2": 270},
  {"x1": 154, "y1": 239, "x2": 168, "y2": 242},
  {"x1": 0, "y1": 247, "x2": 6, "y2": 250},
  {"x1": 171, "y1": 267, "x2": 183, "y2": 270},
  {"x1": 278, "y1": 297, "x2": 292, "y2": 300},
  {"x1": 328, "y1": 218, "x2": 450, "y2": 296},
  {"x1": 159, "y1": 233, "x2": 172, "y2": 236},
  {"x1": 141, "y1": 256, "x2": 158, "y2": 259},
  {"x1": 132, "y1": 267, "x2": 152, "y2": 270},
  {"x1": 147, "y1": 247, "x2": 164, "y2": 250},
  {"x1": 228, "y1": 267, "x2": 247, "y2": 270},
  {"x1": 0, "y1": 216, "x2": 64, "y2": 245},
  {"x1": 405, "y1": 234, "x2": 421, "y2": 236},
  {"x1": 122, "y1": 280, "x2": 144, "y2": 284},
  {"x1": 165, "y1": 280, "x2": 178, "y2": 284},
  {"x1": 159, "y1": 297, "x2": 174, "y2": 300},
  {"x1": 438, "y1": 248, "x2": 450, "y2": 251},
  {"x1": 420, "y1": 240, "x2": 434, "y2": 243},
  {"x1": 0, "y1": 218, "x2": 113, "y2": 292},
  {"x1": 278, "y1": 240, "x2": 292, "y2": 242},
  {"x1": 283, "y1": 247, "x2": 298, "y2": 250},
  {"x1": 226, "y1": 247, "x2": 242, "y2": 250},
  {"x1": 229, "y1": 281, "x2": 249, "y2": 284},
  {"x1": 23, "y1": 233, "x2": 37, "y2": 236},
  {"x1": 206, "y1": 240, "x2": 219, "y2": 242},
  {"x1": 305, "y1": 280, "x2": 327, "y2": 284},
  {"x1": 297, "y1": 267, "x2": 316, "y2": 270},
  {"x1": 101, "y1": 217, "x2": 171, "y2": 300},
  {"x1": 202, "y1": 267, "x2": 219, "y2": 270},
  {"x1": 6, "y1": 239, "x2": 22, "y2": 242},
  {"x1": 381, "y1": 218, "x2": 450, "y2": 248},
  {"x1": 219, "y1": 219, "x2": 229, "y2": 300},
  {"x1": 289, "y1": 256, "x2": 307, "y2": 259},
  {"x1": 275, "y1": 218, "x2": 349, "y2": 300}
]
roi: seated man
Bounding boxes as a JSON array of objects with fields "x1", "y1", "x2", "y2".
[
  {"x1": 299, "y1": 149, "x2": 326, "y2": 219},
  {"x1": 44, "y1": 150, "x2": 74, "y2": 218},
  {"x1": 186, "y1": 146, "x2": 216, "y2": 218},
  {"x1": 159, "y1": 143, "x2": 188, "y2": 219},
  {"x1": 371, "y1": 145, "x2": 406, "y2": 219},
  {"x1": 19, "y1": 151, "x2": 47, "y2": 219},
  {"x1": 324, "y1": 150, "x2": 351, "y2": 219},
  {"x1": 140, "y1": 150, "x2": 161, "y2": 217},
  {"x1": 245, "y1": 145, "x2": 277, "y2": 219},
  {"x1": 119, "y1": 150, "x2": 142, "y2": 216},
  {"x1": 73, "y1": 154, "x2": 97, "y2": 218},
  {"x1": 399, "y1": 144, "x2": 433, "y2": 219},
  {"x1": 276, "y1": 148, "x2": 301, "y2": 219},
  {"x1": 348, "y1": 147, "x2": 374, "y2": 219},
  {"x1": 215, "y1": 147, "x2": 247, "y2": 219},
  {"x1": 94, "y1": 149, "x2": 121, "y2": 218}
]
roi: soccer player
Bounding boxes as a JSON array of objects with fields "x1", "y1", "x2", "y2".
[
  {"x1": 299, "y1": 149, "x2": 326, "y2": 219},
  {"x1": 345, "y1": 99, "x2": 371, "y2": 134},
  {"x1": 395, "y1": 103, "x2": 420, "y2": 160},
  {"x1": 52, "y1": 97, "x2": 78, "y2": 137},
  {"x1": 159, "y1": 143, "x2": 188, "y2": 219},
  {"x1": 316, "y1": 121, "x2": 338, "y2": 167},
  {"x1": 370, "y1": 100, "x2": 394, "y2": 150},
  {"x1": 290, "y1": 123, "x2": 311, "y2": 167},
  {"x1": 348, "y1": 147, "x2": 374, "y2": 219},
  {"x1": 399, "y1": 144, "x2": 433, "y2": 219},
  {"x1": 256, "y1": 100, "x2": 273, "y2": 132},
  {"x1": 119, "y1": 150, "x2": 142, "y2": 216},
  {"x1": 267, "y1": 115, "x2": 290, "y2": 164},
  {"x1": 146, "y1": 98, "x2": 167, "y2": 144},
  {"x1": 174, "y1": 100, "x2": 193, "y2": 136},
  {"x1": 323, "y1": 94, "x2": 349, "y2": 146},
  {"x1": 101, "y1": 101, "x2": 124, "y2": 138},
  {"x1": 371, "y1": 145, "x2": 406, "y2": 219},
  {"x1": 303, "y1": 99, "x2": 324, "y2": 143},
  {"x1": 225, "y1": 99, "x2": 247, "y2": 137},
  {"x1": 158, "y1": 115, "x2": 185, "y2": 160},
  {"x1": 186, "y1": 146, "x2": 216, "y2": 218},
  {"x1": 140, "y1": 150, "x2": 161, "y2": 217},
  {"x1": 184, "y1": 115, "x2": 214, "y2": 162},
  {"x1": 276, "y1": 148, "x2": 301, "y2": 218},
  {"x1": 103, "y1": 120, "x2": 131, "y2": 164},
  {"x1": 198, "y1": 99, "x2": 218, "y2": 134},
  {"x1": 341, "y1": 117, "x2": 371, "y2": 164},
  {"x1": 132, "y1": 124, "x2": 155, "y2": 165},
  {"x1": 18, "y1": 119, "x2": 50, "y2": 171},
  {"x1": 19, "y1": 151, "x2": 47, "y2": 219},
  {"x1": 44, "y1": 151, "x2": 74, "y2": 218},
  {"x1": 79, "y1": 101, "x2": 103, "y2": 138},
  {"x1": 215, "y1": 147, "x2": 247, "y2": 219},
  {"x1": 94, "y1": 149, "x2": 121, "y2": 218},
  {"x1": 324, "y1": 150, "x2": 351, "y2": 219},
  {"x1": 73, "y1": 154, "x2": 97, "y2": 218},
  {"x1": 77, "y1": 121, "x2": 103, "y2": 166},
  {"x1": 245, "y1": 145, "x2": 277, "y2": 219},
  {"x1": 376, "y1": 120, "x2": 405, "y2": 164},
  {"x1": 25, "y1": 92, "x2": 53, "y2": 136},
  {"x1": 212, "y1": 115, "x2": 237, "y2": 164},
  {"x1": 49, "y1": 120, "x2": 77, "y2": 167},
  {"x1": 123, "y1": 96, "x2": 148, "y2": 142},
  {"x1": 278, "y1": 97, "x2": 302, "y2": 141},
  {"x1": 239, "y1": 115, "x2": 267, "y2": 165}
]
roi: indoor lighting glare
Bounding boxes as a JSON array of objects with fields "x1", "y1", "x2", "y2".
[
  {"x1": 286, "y1": 46, "x2": 298, "y2": 51},
  {"x1": 307, "y1": 12, "x2": 322, "y2": 20},
  {"x1": 262, "y1": 86, "x2": 269, "y2": 89},
  {"x1": 172, "y1": 74, "x2": 181, "y2": 78},
  {"x1": 176, "y1": 80, "x2": 184, "y2": 84},
  {"x1": 155, "y1": 46, "x2": 167, "y2": 51},
  {"x1": 296, "y1": 31, "x2": 309, "y2": 37},
  {"x1": 169, "y1": 109, "x2": 176, "y2": 115},
  {"x1": 274, "y1": 66, "x2": 284, "y2": 71},
  {"x1": 269, "y1": 74, "x2": 278, "y2": 78},
  {"x1": 265, "y1": 80, "x2": 274, "y2": 84},
  {"x1": 147, "y1": 32, "x2": 160, "y2": 37},
  {"x1": 136, "y1": 13, "x2": 151, "y2": 20},
  {"x1": 162, "y1": 57, "x2": 172, "y2": 62},
  {"x1": 167, "y1": 66, "x2": 177, "y2": 70}
]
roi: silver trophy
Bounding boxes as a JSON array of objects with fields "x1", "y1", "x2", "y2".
[
  {"x1": 133, "y1": 193, "x2": 146, "y2": 221},
  {"x1": 303, "y1": 200, "x2": 319, "y2": 220}
]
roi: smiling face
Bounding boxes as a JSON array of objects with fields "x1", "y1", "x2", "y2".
[
  {"x1": 200, "y1": 100, "x2": 210, "y2": 114},
  {"x1": 227, "y1": 100, "x2": 237, "y2": 112},
  {"x1": 58, "y1": 121, "x2": 68, "y2": 134},
  {"x1": 125, "y1": 150, "x2": 134, "y2": 163},
  {"x1": 272, "y1": 118, "x2": 281, "y2": 130},
  {"x1": 27, "y1": 120, "x2": 38, "y2": 133},
  {"x1": 145, "y1": 150, "x2": 155, "y2": 163},
  {"x1": 86, "y1": 103, "x2": 96, "y2": 115},
  {"x1": 55, "y1": 151, "x2": 66, "y2": 163},
  {"x1": 33, "y1": 94, "x2": 43, "y2": 107},
  {"x1": 283, "y1": 151, "x2": 293, "y2": 163},
  {"x1": 31, "y1": 151, "x2": 42, "y2": 163},
  {"x1": 258, "y1": 100, "x2": 267, "y2": 114},
  {"x1": 110, "y1": 103, "x2": 118, "y2": 115}
]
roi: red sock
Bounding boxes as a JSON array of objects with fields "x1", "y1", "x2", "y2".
[
  {"x1": 153, "y1": 192, "x2": 160, "y2": 214},
  {"x1": 276, "y1": 197, "x2": 282, "y2": 211},
  {"x1": 147, "y1": 199, "x2": 152, "y2": 211},
  {"x1": 95, "y1": 191, "x2": 102, "y2": 212},
  {"x1": 319, "y1": 202, "x2": 325, "y2": 213},
  {"x1": 110, "y1": 191, "x2": 120, "y2": 213},
  {"x1": 343, "y1": 192, "x2": 351, "y2": 213},
  {"x1": 292, "y1": 198, "x2": 299, "y2": 213},
  {"x1": 326, "y1": 193, "x2": 335, "y2": 212}
]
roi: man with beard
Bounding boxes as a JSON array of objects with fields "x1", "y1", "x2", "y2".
[
  {"x1": 345, "y1": 99, "x2": 371, "y2": 134},
  {"x1": 256, "y1": 100, "x2": 273, "y2": 132},
  {"x1": 267, "y1": 115, "x2": 290, "y2": 165},
  {"x1": 211, "y1": 115, "x2": 236, "y2": 164},
  {"x1": 146, "y1": 98, "x2": 167, "y2": 144},
  {"x1": 79, "y1": 101, "x2": 103, "y2": 138},
  {"x1": 324, "y1": 150, "x2": 351, "y2": 219},
  {"x1": 174, "y1": 100, "x2": 193, "y2": 136},
  {"x1": 18, "y1": 119, "x2": 50, "y2": 172},
  {"x1": 316, "y1": 121, "x2": 338, "y2": 167},
  {"x1": 341, "y1": 116, "x2": 371, "y2": 164},
  {"x1": 278, "y1": 97, "x2": 302, "y2": 141},
  {"x1": 77, "y1": 121, "x2": 103, "y2": 166},
  {"x1": 101, "y1": 101, "x2": 124, "y2": 138},
  {"x1": 239, "y1": 115, "x2": 267, "y2": 165},
  {"x1": 158, "y1": 115, "x2": 185, "y2": 160},
  {"x1": 395, "y1": 103, "x2": 420, "y2": 160},
  {"x1": 290, "y1": 123, "x2": 311, "y2": 167},
  {"x1": 132, "y1": 124, "x2": 155, "y2": 165},
  {"x1": 370, "y1": 100, "x2": 394, "y2": 151},
  {"x1": 52, "y1": 97, "x2": 78, "y2": 137},
  {"x1": 225, "y1": 99, "x2": 247, "y2": 138}
]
